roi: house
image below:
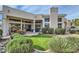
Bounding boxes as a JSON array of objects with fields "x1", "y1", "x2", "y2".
[{"x1": 0, "y1": 6, "x2": 71, "y2": 37}]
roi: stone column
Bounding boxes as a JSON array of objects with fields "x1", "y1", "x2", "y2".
[
  {"x1": 42, "y1": 19, "x2": 45, "y2": 28},
  {"x1": 2, "y1": 14, "x2": 9, "y2": 37},
  {"x1": 33, "y1": 19, "x2": 35, "y2": 32}
]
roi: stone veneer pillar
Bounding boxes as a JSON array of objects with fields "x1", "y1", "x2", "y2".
[
  {"x1": 50, "y1": 7, "x2": 58, "y2": 29},
  {"x1": 2, "y1": 14, "x2": 9, "y2": 37}
]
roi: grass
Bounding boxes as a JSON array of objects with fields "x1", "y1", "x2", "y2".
[
  {"x1": 10, "y1": 33, "x2": 79, "y2": 52},
  {"x1": 24, "y1": 34, "x2": 52, "y2": 51},
  {"x1": 12, "y1": 33, "x2": 53, "y2": 51}
]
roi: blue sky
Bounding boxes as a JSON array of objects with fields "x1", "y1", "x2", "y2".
[{"x1": 1, "y1": 5, "x2": 79, "y2": 20}]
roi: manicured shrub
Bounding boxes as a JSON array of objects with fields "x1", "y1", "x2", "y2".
[
  {"x1": 42, "y1": 28, "x2": 54, "y2": 34},
  {"x1": 48, "y1": 28, "x2": 54, "y2": 34},
  {"x1": 55, "y1": 28, "x2": 65, "y2": 34},
  {"x1": 6, "y1": 36, "x2": 33, "y2": 53},
  {"x1": 42, "y1": 27, "x2": 48, "y2": 34},
  {"x1": 49, "y1": 36, "x2": 79, "y2": 53}
]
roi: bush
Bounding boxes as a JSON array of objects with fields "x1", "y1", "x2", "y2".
[
  {"x1": 49, "y1": 36, "x2": 79, "y2": 53},
  {"x1": 55, "y1": 28, "x2": 65, "y2": 34},
  {"x1": 42, "y1": 28, "x2": 54, "y2": 34},
  {"x1": 6, "y1": 35, "x2": 33, "y2": 53},
  {"x1": 42, "y1": 27, "x2": 48, "y2": 34},
  {"x1": 69, "y1": 29, "x2": 76, "y2": 34},
  {"x1": 48, "y1": 28, "x2": 54, "y2": 34},
  {"x1": 0, "y1": 29, "x2": 3, "y2": 36}
]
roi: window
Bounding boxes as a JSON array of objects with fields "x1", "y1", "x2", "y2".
[
  {"x1": 58, "y1": 23, "x2": 62, "y2": 28},
  {"x1": 45, "y1": 23, "x2": 49, "y2": 28},
  {"x1": 58, "y1": 18, "x2": 62, "y2": 22},
  {"x1": 45, "y1": 18, "x2": 49, "y2": 22}
]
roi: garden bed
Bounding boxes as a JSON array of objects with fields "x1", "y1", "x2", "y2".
[{"x1": 5, "y1": 33, "x2": 79, "y2": 53}]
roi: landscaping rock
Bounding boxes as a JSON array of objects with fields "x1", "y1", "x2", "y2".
[{"x1": 0, "y1": 39, "x2": 8, "y2": 53}]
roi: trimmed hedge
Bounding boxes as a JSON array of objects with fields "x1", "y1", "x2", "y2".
[
  {"x1": 6, "y1": 35, "x2": 33, "y2": 53},
  {"x1": 42, "y1": 28, "x2": 54, "y2": 34},
  {"x1": 55, "y1": 28, "x2": 65, "y2": 34},
  {"x1": 48, "y1": 28, "x2": 54, "y2": 34},
  {"x1": 42, "y1": 27, "x2": 48, "y2": 34}
]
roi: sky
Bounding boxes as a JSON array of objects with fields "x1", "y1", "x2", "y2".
[{"x1": 1, "y1": 5, "x2": 79, "y2": 20}]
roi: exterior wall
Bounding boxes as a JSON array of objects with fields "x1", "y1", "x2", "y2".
[{"x1": 50, "y1": 7, "x2": 58, "y2": 29}]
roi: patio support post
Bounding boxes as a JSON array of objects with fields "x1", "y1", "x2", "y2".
[
  {"x1": 33, "y1": 19, "x2": 35, "y2": 32},
  {"x1": 21, "y1": 19, "x2": 22, "y2": 30},
  {"x1": 42, "y1": 19, "x2": 45, "y2": 28},
  {"x1": 24, "y1": 24, "x2": 25, "y2": 31}
]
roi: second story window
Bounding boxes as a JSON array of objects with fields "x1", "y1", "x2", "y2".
[
  {"x1": 45, "y1": 18, "x2": 49, "y2": 22},
  {"x1": 58, "y1": 23, "x2": 62, "y2": 28},
  {"x1": 58, "y1": 18, "x2": 62, "y2": 22},
  {"x1": 45, "y1": 23, "x2": 49, "y2": 28}
]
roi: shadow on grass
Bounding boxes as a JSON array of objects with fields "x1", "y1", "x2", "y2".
[{"x1": 33, "y1": 45, "x2": 45, "y2": 51}]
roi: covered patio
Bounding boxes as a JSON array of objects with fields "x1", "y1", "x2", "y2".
[{"x1": 7, "y1": 16, "x2": 43, "y2": 34}]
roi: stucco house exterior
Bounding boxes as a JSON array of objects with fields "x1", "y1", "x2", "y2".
[{"x1": 0, "y1": 6, "x2": 71, "y2": 37}]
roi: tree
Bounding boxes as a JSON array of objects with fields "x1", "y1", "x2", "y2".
[{"x1": 74, "y1": 19, "x2": 79, "y2": 26}]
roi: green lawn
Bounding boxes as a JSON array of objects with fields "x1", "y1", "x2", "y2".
[{"x1": 24, "y1": 34, "x2": 53, "y2": 51}]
